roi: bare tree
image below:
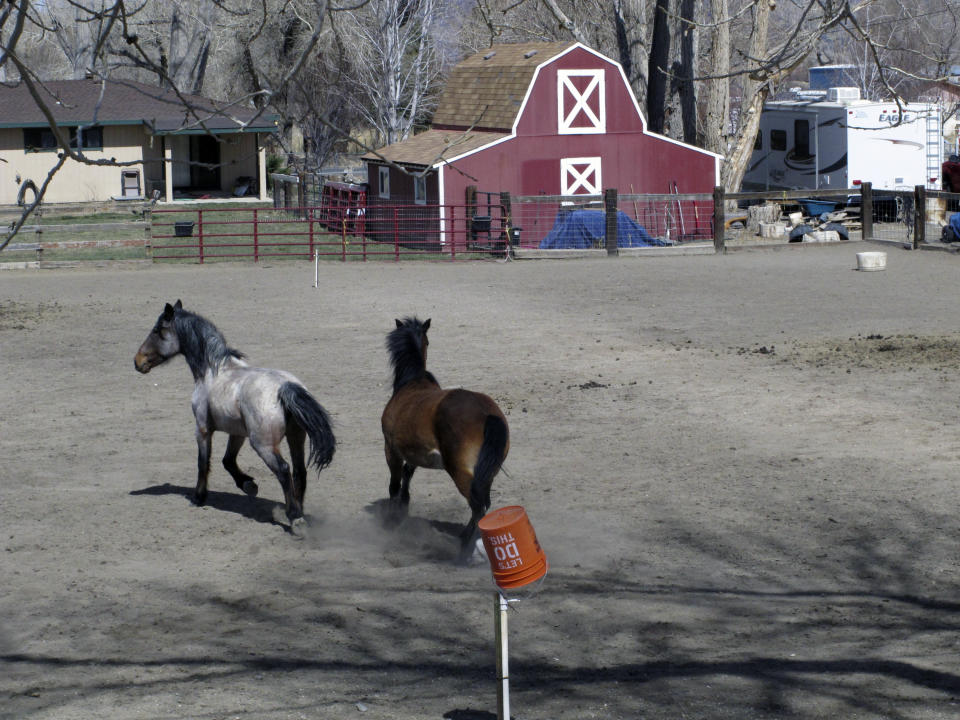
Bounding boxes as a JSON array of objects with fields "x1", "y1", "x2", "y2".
[
  {"x1": 0, "y1": 0, "x2": 331, "y2": 252},
  {"x1": 336, "y1": 0, "x2": 454, "y2": 147}
]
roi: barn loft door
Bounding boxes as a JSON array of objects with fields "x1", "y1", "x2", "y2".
[
  {"x1": 557, "y1": 69, "x2": 606, "y2": 134},
  {"x1": 561, "y1": 157, "x2": 602, "y2": 196}
]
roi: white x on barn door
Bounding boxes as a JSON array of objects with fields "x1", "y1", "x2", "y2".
[
  {"x1": 561, "y1": 157, "x2": 602, "y2": 196},
  {"x1": 557, "y1": 69, "x2": 606, "y2": 134}
]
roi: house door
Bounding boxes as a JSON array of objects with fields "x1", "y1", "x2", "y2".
[{"x1": 190, "y1": 134, "x2": 221, "y2": 189}]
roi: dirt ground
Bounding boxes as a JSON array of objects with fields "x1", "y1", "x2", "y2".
[{"x1": 4, "y1": 243, "x2": 960, "y2": 720}]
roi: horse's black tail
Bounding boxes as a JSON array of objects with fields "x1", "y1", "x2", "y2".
[
  {"x1": 471, "y1": 415, "x2": 509, "y2": 513},
  {"x1": 278, "y1": 382, "x2": 336, "y2": 473}
]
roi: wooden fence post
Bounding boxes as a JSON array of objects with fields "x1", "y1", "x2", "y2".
[
  {"x1": 712, "y1": 186, "x2": 725, "y2": 253},
  {"x1": 861, "y1": 182, "x2": 873, "y2": 241},
  {"x1": 604, "y1": 188, "x2": 618, "y2": 256},
  {"x1": 914, "y1": 184, "x2": 926, "y2": 248}
]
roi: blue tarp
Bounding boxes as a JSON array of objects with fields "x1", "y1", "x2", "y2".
[
  {"x1": 539, "y1": 209, "x2": 666, "y2": 249},
  {"x1": 948, "y1": 211, "x2": 960, "y2": 242}
]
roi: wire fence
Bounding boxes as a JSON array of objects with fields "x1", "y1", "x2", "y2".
[
  {"x1": 507, "y1": 193, "x2": 712, "y2": 250},
  {"x1": 143, "y1": 182, "x2": 960, "y2": 264}
]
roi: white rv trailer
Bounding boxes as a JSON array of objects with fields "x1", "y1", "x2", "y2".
[{"x1": 742, "y1": 87, "x2": 942, "y2": 192}]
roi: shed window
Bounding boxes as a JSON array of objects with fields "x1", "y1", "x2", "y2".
[
  {"x1": 414, "y1": 175, "x2": 426, "y2": 204},
  {"x1": 378, "y1": 166, "x2": 390, "y2": 199},
  {"x1": 794, "y1": 119, "x2": 811, "y2": 158},
  {"x1": 770, "y1": 129, "x2": 787, "y2": 152}
]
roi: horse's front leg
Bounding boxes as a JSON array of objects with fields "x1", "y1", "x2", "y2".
[
  {"x1": 223, "y1": 434, "x2": 258, "y2": 497},
  {"x1": 192, "y1": 387, "x2": 213, "y2": 506},
  {"x1": 194, "y1": 424, "x2": 212, "y2": 506}
]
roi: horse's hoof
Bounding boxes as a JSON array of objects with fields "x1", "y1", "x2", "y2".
[
  {"x1": 291, "y1": 517, "x2": 308, "y2": 539},
  {"x1": 456, "y1": 538, "x2": 488, "y2": 566},
  {"x1": 242, "y1": 480, "x2": 259, "y2": 497},
  {"x1": 193, "y1": 492, "x2": 207, "y2": 506}
]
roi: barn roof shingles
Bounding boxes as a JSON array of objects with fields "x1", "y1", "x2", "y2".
[{"x1": 367, "y1": 41, "x2": 575, "y2": 167}]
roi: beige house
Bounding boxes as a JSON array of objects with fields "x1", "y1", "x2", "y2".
[{"x1": 0, "y1": 78, "x2": 278, "y2": 205}]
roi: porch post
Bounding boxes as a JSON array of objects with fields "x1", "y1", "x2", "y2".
[
  {"x1": 257, "y1": 134, "x2": 268, "y2": 201},
  {"x1": 163, "y1": 137, "x2": 173, "y2": 203}
]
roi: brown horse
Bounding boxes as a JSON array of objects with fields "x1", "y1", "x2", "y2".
[{"x1": 381, "y1": 317, "x2": 509, "y2": 562}]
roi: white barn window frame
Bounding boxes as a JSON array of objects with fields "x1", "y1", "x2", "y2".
[
  {"x1": 557, "y1": 69, "x2": 606, "y2": 135},
  {"x1": 561, "y1": 157, "x2": 602, "y2": 196}
]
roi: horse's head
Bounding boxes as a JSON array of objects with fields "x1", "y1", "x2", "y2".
[
  {"x1": 395, "y1": 316, "x2": 430, "y2": 362},
  {"x1": 388, "y1": 317, "x2": 432, "y2": 391},
  {"x1": 135, "y1": 300, "x2": 183, "y2": 374}
]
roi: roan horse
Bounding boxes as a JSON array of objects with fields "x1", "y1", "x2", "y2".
[
  {"x1": 381, "y1": 317, "x2": 509, "y2": 562},
  {"x1": 134, "y1": 300, "x2": 335, "y2": 535}
]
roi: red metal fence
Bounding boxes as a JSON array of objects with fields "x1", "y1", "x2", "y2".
[{"x1": 150, "y1": 203, "x2": 508, "y2": 262}]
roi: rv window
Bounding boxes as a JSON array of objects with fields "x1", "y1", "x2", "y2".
[
  {"x1": 754, "y1": 132, "x2": 762, "y2": 150},
  {"x1": 771, "y1": 129, "x2": 787, "y2": 151},
  {"x1": 794, "y1": 120, "x2": 811, "y2": 159}
]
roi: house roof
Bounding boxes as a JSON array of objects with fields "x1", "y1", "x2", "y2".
[
  {"x1": 0, "y1": 78, "x2": 278, "y2": 134},
  {"x1": 364, "y1": 128, "x2": 510, "y2": 167},
  {"x1": 429, "y1": 41, "x2": 575, "y2": 131}
]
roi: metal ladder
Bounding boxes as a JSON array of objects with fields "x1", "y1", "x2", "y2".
[{"x1": 925, "y1": 109, "x2": 942, "y2": 189}]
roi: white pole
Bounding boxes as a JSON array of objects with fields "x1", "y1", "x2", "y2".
[
  {"x1": 495, "y1": 591, "x2": 510, "y2": 720},
  {"x1": 313, "y1": 251, "x2": 319, "y2": 288}
]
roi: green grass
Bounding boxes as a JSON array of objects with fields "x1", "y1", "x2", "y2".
[{"x1": 1, "y1": 202, "x2": 491, "y2": 264}]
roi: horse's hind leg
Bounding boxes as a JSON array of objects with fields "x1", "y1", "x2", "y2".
[
  {"x1": 286, "y1": 426, "x2": 307, "y2": 508},
  {"x1": 385, "y1": 445, "x2": 414, "y2": 523},
  {"x1": 250, "y1": 438, "x2": 305, "y2": 535},
  {"x1": 223, "y1": 434, "x2": 258, "y2": 497},
  {"x1": 451, "y1": 468, "x2": 484, "y2": 564}
]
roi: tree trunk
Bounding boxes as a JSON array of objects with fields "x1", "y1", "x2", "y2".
[
  {"x1": 663, "y1": 0, "x2": 697, "y2": 144},
  {"x1": 702, "y1": 0, "x2": 730, "y2": 158},
  {"x1": 721, "y1": 0, "x2": 772, "y2": 193},
  {"x1": 613, "y1": 0, "x2": 648, "y2": 109},
  {"x1": 646, "y1": 0, "x2": 670, "y2": 134}
]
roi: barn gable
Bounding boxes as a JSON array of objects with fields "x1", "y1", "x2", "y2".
[{"x1": 365, "y1": 41, "x2": 721, "y2": 208}]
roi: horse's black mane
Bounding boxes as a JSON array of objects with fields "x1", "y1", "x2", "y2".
[
  {"x1": 386, "y1": 317, "x2": 437, "y2": 393},
  {"x1": 174, "y1": 308, "x2": 245, "y2": 380}
]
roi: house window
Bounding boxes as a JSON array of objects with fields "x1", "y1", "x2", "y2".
[
  {"x1": 770, "y1": 129, "x2": 787, "y2": 151},
  {"x1": 414, "y1": 175, "x2": 426, "y2": 204},
  {"x1": 794, "y1": 119, "x2": 811, "y2": 159},
  {"x1": 73, "y1": 126, "x2": 103, "y2": 150},
  {"x1": 378, "y1": 166, "x2": 390, "y2": 199},
  {"x1": 24, "y1": 126, "x2": 103, "y2": 152},
  {"x1": 557, "y1": 69, "x2": 606, "y2": 134}
]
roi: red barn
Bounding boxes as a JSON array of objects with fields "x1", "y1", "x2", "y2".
[{"x1": 364, "y1": 41, "x2": 720, "y2": 247}]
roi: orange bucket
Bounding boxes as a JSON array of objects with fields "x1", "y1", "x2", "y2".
[{"x1": 478, "y1": 506, "x2": 548, "y2": 590}]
